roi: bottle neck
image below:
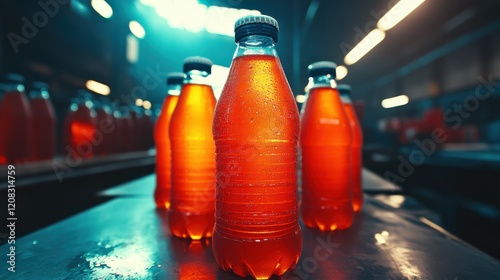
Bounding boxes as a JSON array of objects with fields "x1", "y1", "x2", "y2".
[
  {"x1": 4, "y1": 82, "x2": 25, "y2": 93},
  {"x1": 340, "y1": 93, "x2": 352, "y2": 104},
  {"x1": 185, "y1": 70, "x2": 210, "y2": 86},
  {"x1": 167, "y1": 84, "x2": 182, "y2": 96},
  {"x1": 29, "y1": 88, "x2": 50, "y2": 99},
  {"x1": 235, "y1": 35, "x2": 278, "y2": 58},
  {"x1": 310, "y1": 74, "x2": 337, "y2": 90}
]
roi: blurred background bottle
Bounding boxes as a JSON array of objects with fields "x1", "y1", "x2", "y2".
[
  {"x1": 94, "y1": 97, "x2": 117, "y2": 156},
  {"x1": 62, "y1": 90, "x2": 97, "y2": 159},
  {"x1": 300, "y1": 61, "x2": 354, "y2": 231},
  {"x1": 154, "y1": 72, "x2": 184, "y2": 210},
  {"x1": 168, "y1": 57, "x2": 216, "y2": 240},
  {"x1": 118, "y1": 106, "x2": 135, "y2": 153},
  {"x1": 0, "y1": 73, "x2": 33, "y2": 164},
  {"x1": 129, "y1": 104, "x2": 143, "y2": 152},
  {"x1": 29, "y1": 82, "x2": 56, "y2": 162},
  {"x1": 338, "y1": 84, "x2": 364, "y2": 213},
  {"x1": 212, "y1": 15, "x2": 302, "y2": 279}
]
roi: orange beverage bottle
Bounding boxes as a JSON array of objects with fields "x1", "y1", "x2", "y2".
[
  {"x1": 111, "y1": 108, "x2": 124, "y2": 154},
  {"x1": 0, "y1": 74, "x2": 33, "y2": 164},
  {"x1": 29, "y1": 82, "x2": 56, "y2": 162},
  {"x1": 62, "y1": 91, "x2": 97, "y2": 159},
  {"x1": 141, "y1": 109, "x2": 154, "y2": 150},
  {"x1": 130, "y1": 106, "x2": 142, "y2": 151},
  {"x1": 212, "y1": 15, "x2": 302, "y2": 279},
  {"x1": 154, "y1": 73, "x2": 183, "y2": 209},
  {"x1": 94, "y1": 98, "x2": 116, "y2": 156},
  {"x1": 119, "y1": 107, "x2": 135, "y2": 153},
  {"x1": 300, "y1": 61, "x2": 354, "y2": 231},
  {"x1": 338, "y1": 84, "x2": 364, "y2": 212},
  {"x1": 168, "y1": 57, "x2": 216, "y2": 240}
]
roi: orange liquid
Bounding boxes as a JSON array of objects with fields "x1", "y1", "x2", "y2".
[
  {"x1": 154, "y1": 95, "x2": 179, "y2": 209},
  {"x1": 343, "y1": 102, "x2": 363, "y2": 212},
  {"x1": 62, "y1": 106, "x2": 97, "y2": 159},
  {"x1": 212, "y1": 55, "x2": 302, "y2": 279},
  {"x1": 30, "y1": 98, "x2": 56, "y2": 161},
  {"x1": 300, "y1": 87, "x2": 354, "y2": 231},
  {"x1": 0, "y1": 91, "x2": 33, "y2": 163},
  {"x1": 168, "y1": 83, "x2": 216, "y2": 240}
]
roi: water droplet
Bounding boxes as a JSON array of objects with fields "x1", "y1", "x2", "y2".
[
  {"x1": 274, "y1": 146, "x2": 278, "y2": 149},
  {"x1": 32, "y1": 240, "x2": 38, "y2": 245},
  {"x1": 250, "y1": 118, "x2": 254, "y2": 122}
]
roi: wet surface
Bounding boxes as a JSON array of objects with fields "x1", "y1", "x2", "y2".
[{"x1": 1, "y1": 173, "x2": 499, "y2": 279}]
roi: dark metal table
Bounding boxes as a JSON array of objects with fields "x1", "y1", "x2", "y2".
[{"x1": 1, "y1": 171, "x2": 499, "y2": 279}]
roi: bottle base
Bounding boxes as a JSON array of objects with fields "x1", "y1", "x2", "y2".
[
  {"x1": 352, "y1": 197, "x2": 363, "y2": 213},
  {"x1": 168, "y1": 210, "x2": 214, "y2": 240},
  {"x1": 154, "y1": 187, "x2": 171, "y2": 210},
  {"x1": 301, "y1": 204, "x2": 354, "y2": 231},
  {"x1": 212, "y1": 230, "x2": 302, "y2": 280}
]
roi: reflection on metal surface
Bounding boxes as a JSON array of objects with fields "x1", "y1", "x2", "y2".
[
  {"x1": 82, "y1": 240, "x2": 155, "y2": 278},
  {"x1": 377, "y1": 195, "x2": 406, "y2": 209},
  {"x1": 419, "y1": 217, "x2": 462, "y2": 242},
  {"x1": 374, "y1": 230, "x2": 422, "y2": 279},
  {"x1": 374, "y1": 230, "x2": 390, "y2": 245},
  {"x1": 170, "y1": 238, "x2": 217, "y2": 280},
  {"x1": 390, "y1": 247, "x2": 422, "y2": 279}
]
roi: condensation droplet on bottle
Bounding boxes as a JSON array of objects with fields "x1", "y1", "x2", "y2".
[{"x1": 250, "y1": 118, "x2": 254, "y2": 122}]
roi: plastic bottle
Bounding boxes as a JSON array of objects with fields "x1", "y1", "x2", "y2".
[
  {"x1": 29, "y1": 82, "x2": 57, "y2": 162},
  {"x1": 0, "y1": 74, "x2": 33, "y2": 164},
  {"x1": 300, "y1": 61, "x2": 354, "y2": 231},
  {"x1": 338, "y1": 84, "x2": 363, "y2": 213},
  {"x1": 154, "y1": 73, "x2": 184, "y2": 210},
  {"x1": 212, "y1": 15, "x2": 302, "y2": 279},
  {"x1": 130, "y1": 106, "x2": 142, "y2": 151},
  {"x1": 168, "y1": 57, "x2": 216, "y2": 240},
  {"x1": 118, "y1": 107, "x2": 135, "y2": 153},
  {"x1": 62, "y1": 91, "x2": 97, "y2": 159},
  {"x1": 111, "y1": 108, "x2": 125, "y2": 154},
  {"x1": 94, "y1": 98, "x2": 117, "y2": 156},
  {"x1": 141, "y1": 108, "x2": 154, "y2": 150}
]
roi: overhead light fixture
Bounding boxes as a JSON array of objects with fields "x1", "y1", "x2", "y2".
[
  {"x1": 206, "y1": 6, "x2": 261, "y2": 37},
  {"x1": 129, "y1": 21, "x2": 146, "y2": 39},
  {"x1": 344, "y1": 29, "x2": 385, "y2": 65},
  {"x1": 91, "y1": 0, "x2": 113, "y2": 19},
  {"x1": 126, "y1": 34, "x2": 140, "y2": 64},
  {"x1": 381, "y1": 95, "x2": 409, "y2": 109},
  {"x1": 135, "y1": 99, "x2": 144, "y2": 106},
  {"x1": 86, "y1": 80, "x2": 111, "y2": 96},
  {"x1": 336, "y1": 65, "x2": 348, "y2": 80},
  {"x1": 143, "y1": 100, "x2": 152, "y2": 110},
  {"x1": 296, "y1": 95, "x2": 307, "y2": 104},
  {"x1": 140, "y1": 0, "x2": 260, "y2": 37},
  {"x1": 377, "y1": 0, "x2": 425, "y2": 31}
]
